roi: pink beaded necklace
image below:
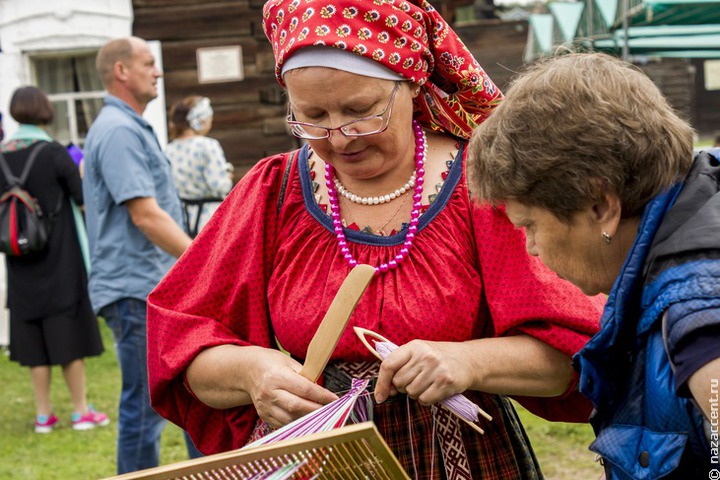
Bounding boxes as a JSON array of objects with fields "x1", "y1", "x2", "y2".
[{"x1": 324, "y1": 120, "x2": 426, "y2": 275}]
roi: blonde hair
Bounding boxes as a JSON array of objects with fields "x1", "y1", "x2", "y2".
[{"x1": 468, "y1": 53, "x2": 694, "y2": 222}]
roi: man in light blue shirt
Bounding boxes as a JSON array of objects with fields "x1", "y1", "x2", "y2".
[{"x1": 83, "y1": 36, "x2": 194, "y2": 474}]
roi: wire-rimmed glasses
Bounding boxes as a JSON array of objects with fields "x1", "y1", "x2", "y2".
[{"x1": 286, "y1": 81, "x2": 401, "y2": 140}]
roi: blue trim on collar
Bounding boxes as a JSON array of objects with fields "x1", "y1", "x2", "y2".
[{"x1": 297, "y1": 143, "x2": 465, "y2": 246}]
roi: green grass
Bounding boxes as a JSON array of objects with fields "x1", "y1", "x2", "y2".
[
  {"x1": 0, "y1": 321, "x2": 188, "y2": 480},
  {"x1": 515, "y1": 404, "x2": 602, "y2": 479},
  {"x1": 697, "y1": 136, "x2": 719, "y2": 148},
  {"x1": 1, "y1": 321, "x2": 601, "y2": 479}
]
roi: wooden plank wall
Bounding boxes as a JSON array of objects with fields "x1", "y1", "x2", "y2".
[
  {"x1": 641, "y1": 58, "x2": 694, "y2": 126},
  {"x1": 454, "y1": 19, "x2": 528, "y2": 92},
  {"x1": 133, "y1": 0, "x2": 297, "y2": 177},
  {"x1": 459, "y1": 24, "x2": 706, "y2": 140},
  {"x1": 131, "y1": 1, "x2": 522, "y2": 177},
  {"x1": 132, "y1": 1, "x2": 521, "y2": 177},
  {"x1": 133, "y1": 2, "x2": 711, "y2": 177}
]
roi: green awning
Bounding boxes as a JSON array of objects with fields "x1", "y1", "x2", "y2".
[
  {"x1": 597, "y1": 0, "x2": 619, "y2": 26},
  {"x1": 528, "y1": 13, "x2": 555, "y2": 58},
  {"x1": 619, "y1": 0, "x2": 720, "y2": 28},
  {"x1": 592, "y1": 29, "x2": 720, "y2": 56},
  {"x1": 592, "y1": 6, "x2": 720, "y2": 56},
  {"x1": 635, "y1": 50, "x2": 720, "y2": 57},
  {"x1": 577, "y1": 0, "x2": 618, "y2": 37},
  {"x1": 549, "y1": 2, "x2": 585, "y2": 42},
  {"x1": 541, "y1": 0, "x2": 720, "y2": 59},
  {"x1": 615, "y1": 24, "x2": 720, "y2": 36}
]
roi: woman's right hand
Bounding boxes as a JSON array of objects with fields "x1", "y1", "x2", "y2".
[
  {"x1": 246, "y1": 348, "x2": 339, "y2": 428},
  {"x1": 186, "y1": 344, "x2": 338, "y2": 429}
]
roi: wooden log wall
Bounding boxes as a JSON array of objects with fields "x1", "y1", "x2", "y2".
[
  {"x1": 454, "y1": 19, "x2": 528, "y2": 93},
  {"x1": 640, "y1": 58, "x2": 694, "y2": 127},
  {"x1": 459, "y1": 23, "x2": 707, "y2": 140},
  {"x1": 131, "y1": 1, "x2": 525, "y2": 178},
  {"x1": 133, "y1": 1, "x2": 710, "y2": 178},
  {"x1": 132, "y1": 0, "x2": 518, "y2": 178},
  {"x1": 133, "y1": 0, "x2": 296, "y2": 177}
]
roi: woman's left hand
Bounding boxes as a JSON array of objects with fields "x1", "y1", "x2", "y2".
[
  {"x1": 373, "y1": 335, "x2": 576, "y2": 403},
  {"x1": 373, "y1": 340, "x2": 472, "y2": 404}
]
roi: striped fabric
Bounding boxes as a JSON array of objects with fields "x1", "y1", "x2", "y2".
[{"x1": 327, "y1": 362, "x2": 543, "y2": 479}]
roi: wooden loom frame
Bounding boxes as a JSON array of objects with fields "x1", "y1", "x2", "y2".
[{"x1": 104, "y1": 422, "x2": 409, "y2": 480}]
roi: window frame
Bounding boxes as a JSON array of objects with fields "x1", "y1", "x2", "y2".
[{"x1": 30, "y1": 50, "x2": 105, "y2": 147}]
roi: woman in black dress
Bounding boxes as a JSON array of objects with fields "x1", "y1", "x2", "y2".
[{"x1": 2, "y1": 86, "x2": 108, "y2": 433}]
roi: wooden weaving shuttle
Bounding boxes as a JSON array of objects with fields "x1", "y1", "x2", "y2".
[
  {"x1": 299, "y1": 264, "x2": 376, "y2": 382},
  {"x1": 354, "y1": 326, "x2": 493, "y2": 434},
  {"x1": 353, "y1": 326, "x2": 391, "y2": 362}
]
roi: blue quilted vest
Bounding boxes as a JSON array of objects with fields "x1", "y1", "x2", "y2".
[{"x1": 574, "y1": 151, "x2": 720, "y2": 479}]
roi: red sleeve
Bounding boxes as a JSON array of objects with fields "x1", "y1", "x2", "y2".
[
  {"x1": 147, "y1": 153, "x2": 289, "y2": 454},
  {"x1": 472, "y1": 203, "x2": 606, "y2": 422}
]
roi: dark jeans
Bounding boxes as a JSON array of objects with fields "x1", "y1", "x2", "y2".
[{"x1": 101, "y1": 298, "x2": 202, "y2": 474}]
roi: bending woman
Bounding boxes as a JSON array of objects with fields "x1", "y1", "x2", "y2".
[{"x1": 468, "y1": 53, "x2": 719, "y2": 478}]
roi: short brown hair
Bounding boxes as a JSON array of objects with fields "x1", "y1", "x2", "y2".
[
  {"x1": 467, "y1": 53, "x2": 694, "y2": 223},
  {"x1": 10, "y1": 86, "x2": 54, "y2": 125},
  {"x1": 95, "y1": 37, "x2": 134, "y2": 88},
  {"x1": 168, "y1": 95, "x2": 203, "y2": 139}
]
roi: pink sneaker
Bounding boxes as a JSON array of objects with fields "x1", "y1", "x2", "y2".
[
  {"x1": 35, "y1": 414, "x2": 59, "y2": 433},
  {"x1": 71, "y1": 407, "x2": 110, "y2": 431}
]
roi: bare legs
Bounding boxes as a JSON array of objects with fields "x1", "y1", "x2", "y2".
[
  {"x1": 30, "y1": 359, "x2": 89, "y2": 416},
  {"x1": 30, "y1": 365, "x2": 52, "y2": 416},
  {"x1": 62, "y1": 359, "x2": 89, "y2": 415}
]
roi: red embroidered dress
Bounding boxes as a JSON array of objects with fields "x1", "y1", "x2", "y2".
[{"x1": 148, "y1": 145, "x2": 604, "y2": 478}]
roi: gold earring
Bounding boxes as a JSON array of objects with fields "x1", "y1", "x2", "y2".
[{"x1": 602, "y1": 232, "x2": 612, "y2": 244}]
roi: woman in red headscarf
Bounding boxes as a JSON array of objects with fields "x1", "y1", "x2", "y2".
[{"x1": 147, "y1": 0, "x2": 605, "y2": 477}]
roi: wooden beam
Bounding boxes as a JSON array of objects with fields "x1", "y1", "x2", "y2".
[{"x1": 133, "y1": 3, "x2": 254, "y2": 40}]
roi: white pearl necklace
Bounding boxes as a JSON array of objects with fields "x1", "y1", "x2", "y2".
[{"x1": 333, "y1": 171, "x2": 416, "y2": 205}]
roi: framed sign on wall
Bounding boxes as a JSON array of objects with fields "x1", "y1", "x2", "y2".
[
  {"x1": 197, "y1": 45, "x2": 244, "y2": 84},
  {"x1": 704, "y1": 59, "x2": 720, "y2": 91}
]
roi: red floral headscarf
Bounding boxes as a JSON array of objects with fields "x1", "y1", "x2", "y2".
[{"x1": 262, "y1": 0, "x2": 503, "y2": 139}]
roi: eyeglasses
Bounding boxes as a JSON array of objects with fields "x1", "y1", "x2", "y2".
[{"x1": 286, "y1": 81, "x2": 401, "y2": 140}]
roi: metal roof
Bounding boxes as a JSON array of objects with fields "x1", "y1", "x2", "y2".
[{"x1": 531, "y1": 0, "x2": 720, "y2": 59}]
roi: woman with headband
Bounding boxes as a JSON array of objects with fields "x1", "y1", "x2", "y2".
[
  {"x1": 166, "y1": 96, "x2": 234, "y2": 237},
  {"x1": 147, "y1": 0, "x2": 604, "y2": 476}
]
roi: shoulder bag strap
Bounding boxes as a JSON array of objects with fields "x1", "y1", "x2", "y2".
[
  {"x1": 23, "y1": 142, "x2": 63, "y2": 218},
  {"x1": 270, "y1": 148, "x2": 300, "y2": 352},
  {"x1": 22, "y1": 142, "x2": 63, "y2": 218},
  {"x1": 18, "y1": 141, "x2": 48, "y2": 186},
  {"x1": 277, "y1": 149, "x2": 299, "y2": 215},
  {"x1": 0, "y1": 151, "x2": 19, "y2": 187}
]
